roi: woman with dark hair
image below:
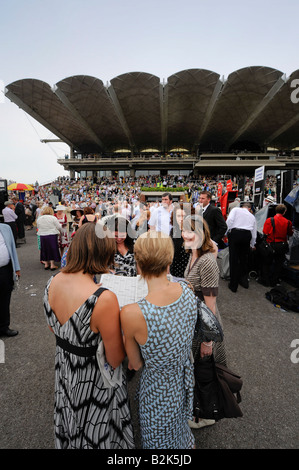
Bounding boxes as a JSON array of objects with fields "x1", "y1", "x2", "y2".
[
  {"x1": 106, "y1": 215, "x2": 137, "y2": 276},
  {"x1": 169, "y1": 203, "x2": 193, "y2": 278},
  {"x1": 44, "y1": 223, "x2": 135, "y2": 449},
  {"x1": 78, "y1": 206, "x2": 98, "y2": 228},
  {"x1": 70, "y1": 207, "x2": 84, "y2": 232},
  {"x1": 182, "y1": 214, "x2": 226, "y2": 429}
]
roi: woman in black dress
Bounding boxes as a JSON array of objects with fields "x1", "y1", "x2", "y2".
[{"x1": 170, "y1": 203, "x2": 193, "y2": 278}]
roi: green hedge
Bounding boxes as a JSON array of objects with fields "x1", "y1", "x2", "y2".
[{"x1": 140, "y1": 187, "x2": 188, "y2": 192}]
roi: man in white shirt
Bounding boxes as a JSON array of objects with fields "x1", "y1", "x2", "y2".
[
  {"x1": 148, "y1": 193, "x2": 173, "y2": 235},
  {"x1": 0, "y1": 223, "x2": 21, "y2": 337},
  {"x1": 226, "y1": 202, "x2": 257, "y2": 293}
]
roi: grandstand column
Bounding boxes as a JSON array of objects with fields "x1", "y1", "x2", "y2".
[
  {"x1": 70, "y1": 169, "x2": 75, "y2": 179},
  {"x1": 130, "y1": 168, "x2": 135, "y2": 177}
]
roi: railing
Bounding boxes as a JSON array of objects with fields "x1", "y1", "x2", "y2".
[{"x1": 58, "y1": 154, "x2": 198, "y2": 163}]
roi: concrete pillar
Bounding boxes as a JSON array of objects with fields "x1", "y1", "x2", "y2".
[
  {"x1": 70, "y1": 169, "x2": 75, "y2": 179},
  {"x1": 130, "y1": 168, "x2": 135, "y2": 177}
]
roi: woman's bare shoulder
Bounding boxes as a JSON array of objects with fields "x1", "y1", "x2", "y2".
[{"x1": 121, "y1": 302, "x2": 142, "y2": 318}]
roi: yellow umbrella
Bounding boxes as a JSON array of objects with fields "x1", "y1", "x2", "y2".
[{"x1": 8, "y1": 183, "x2": 34, "y2": 191}]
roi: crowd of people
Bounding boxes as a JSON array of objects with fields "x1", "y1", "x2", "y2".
[
  {"x1": 31, "y1": 173, "x2": 278, "y2": 203},
  {"x1": 0, "y1": 172, "x2": 295, "y2": 450}
]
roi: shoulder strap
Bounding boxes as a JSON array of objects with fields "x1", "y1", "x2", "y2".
[
  {"x1": 271, "y1": 217, "x2": 275, "y2": 242},
  {"x1": 93, "y1": 286, "x2": 108, "y2": 297}
]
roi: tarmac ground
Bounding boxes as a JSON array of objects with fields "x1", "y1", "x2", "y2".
[{"x1": 0, "y1": 228, "x2": 298, "y2": 450}]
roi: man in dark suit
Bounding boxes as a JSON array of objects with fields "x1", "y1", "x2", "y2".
[
  {"x1": 198, "y1": 191, "x2": 227, "y2": 246},
  {"x1": 12, "y1": 196, "x2": 26, "y2": 241}
]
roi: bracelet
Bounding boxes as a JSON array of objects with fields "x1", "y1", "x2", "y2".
[{"x1": 202, "y1": 341, "x2": 213, "y2": 347}]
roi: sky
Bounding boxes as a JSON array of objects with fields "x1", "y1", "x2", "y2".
[{"x1": 1, "y1": 0, "x2": 299, "y2": 185}]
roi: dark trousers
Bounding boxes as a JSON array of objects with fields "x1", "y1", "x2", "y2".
[
  {"x1": 228, "y1": 229, "x2": 251, "y2": 291},
  {"x1": 16, "y1": 220, "x2": 25, "y2": 239},
  {"x1": 260, "y1": 251, "x2": 286, "y2": 287},
  {"x1": 0, "y1": 262, "x2": 14, "y2": 332}
]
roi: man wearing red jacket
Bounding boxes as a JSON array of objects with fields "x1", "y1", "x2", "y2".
[{"x1": 259, "y1": 204, "x2": 293, "y2": 287}]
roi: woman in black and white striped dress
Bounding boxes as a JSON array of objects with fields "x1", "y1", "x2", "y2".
[{"x1": 44, "y1": 223, "x2": 135, "y2": 449}]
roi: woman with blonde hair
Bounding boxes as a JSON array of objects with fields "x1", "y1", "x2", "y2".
[
  {"x1": 121, "y1": 231, "x2": 197, "y2": 449},
  {"x1": 44, "y1": 223, "x2": 135, "y2": 449},
  {"x1": 37, "y1": 206, "x2": 62, "y2": 270}
]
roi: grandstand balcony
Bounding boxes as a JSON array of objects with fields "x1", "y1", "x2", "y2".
[{"x1": 57, "y1": 151, "x2": 299, "y2": 176}]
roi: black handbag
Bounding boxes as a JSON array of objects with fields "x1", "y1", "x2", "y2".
[
  {"x1": 193, "y1": 355, "x2": 243, "y2": 422},
  {"x1": 258, "y1": 237, "x2": 275, "y2": 258},
  {"x1": 194, "y1": 298, "x2": 224, "y2": 343},
  {"x1": 270, "y1": 241, "x2": 289, "y2": 255}
]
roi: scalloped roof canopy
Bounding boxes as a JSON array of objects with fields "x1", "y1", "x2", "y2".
[{"x1": 5, "y1": 67, "x2": 299, "y2": 153}]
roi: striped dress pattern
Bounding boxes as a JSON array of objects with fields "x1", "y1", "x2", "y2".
[
  {"x1": 44, "y1": 277, "x2": 135, "y2": 449},
  {"x1": 184, "y1": 253, "x2": 227, "y2": 365},
  {"x1": 137, "y1": 282, "x2": 197, "y2": 449}
]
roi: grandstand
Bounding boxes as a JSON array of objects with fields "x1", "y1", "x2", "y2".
[{"x1": 5, "y1": 67, "x2": 299, "y2": 179}]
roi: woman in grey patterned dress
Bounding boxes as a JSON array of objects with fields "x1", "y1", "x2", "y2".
[
  {"x1": 182, "y1": 215, "x2": 226, "y2": 429},
  {"x1": 44, "y1": 223, "x2": 135, "y2": 449},
  {"x1": 121, "y1": 232, "x2": 198, "y2": 449}
]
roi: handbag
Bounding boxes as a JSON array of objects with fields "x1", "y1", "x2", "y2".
[
  {"x1": 194, "y1": 297, "x2": 224, "y2": 343},
  {"x1": 258, "y1": 236, "x2": 275, "y2": 258},
  {"x1": 270, "y1": 241, "x2": 289, "y2": 255},
  {"x1": 193, "y1": 355, "x2": 243, "y2": 422}
]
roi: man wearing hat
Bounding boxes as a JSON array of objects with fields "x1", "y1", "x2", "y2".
[
  {"x1": 2, "y1": 200, "x2": 18, "y2": 246},
  {"x1": 263, "y1": 195, "x2": 275, "y2": 206}
]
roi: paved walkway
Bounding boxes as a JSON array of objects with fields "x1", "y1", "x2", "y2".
[{"x1": 0, "y1": 229, "x2": 298, "y2": 449}]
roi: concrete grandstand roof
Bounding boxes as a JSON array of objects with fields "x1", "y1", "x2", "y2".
[{"x1": 5, "y1": 67, "x2": 299, "y2": 153}]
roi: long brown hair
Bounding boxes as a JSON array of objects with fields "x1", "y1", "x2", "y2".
[
  {"x1": 62, "y1": 223, "x2": 115, "y2": 275},
  {"x1": 183, "y1": 215, "x2": 215, "y2": 255}
]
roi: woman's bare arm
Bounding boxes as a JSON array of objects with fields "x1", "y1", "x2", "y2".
[
  {"x1": 91, "y1": 291, "x2": 125, "y2": 368},
  {"x1": 120, "y1": 304, "x2": 144, "y2": 370}
]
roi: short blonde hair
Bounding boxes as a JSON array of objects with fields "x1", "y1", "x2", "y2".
[
  {"x1": 134, "y1": 231, "x2": 174, "y2": 278},
  {"x1": 41, "y1": 206, "x2": 54, "y2": 216}
]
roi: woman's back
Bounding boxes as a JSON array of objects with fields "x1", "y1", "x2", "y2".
[
  {"x1": 44, "y1": 273, "x2": 135, "y2": 450},
  {"x1": 137, "y1": 282, "x2": 197, "y2": 449}
]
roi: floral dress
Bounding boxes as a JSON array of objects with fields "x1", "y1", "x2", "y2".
[
  {"x1": 55, "y1": 213, "x2": 69, "y2": 252},
  {"x1": 114, "y1": 250, "x2": 137, "y2": 276}
]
